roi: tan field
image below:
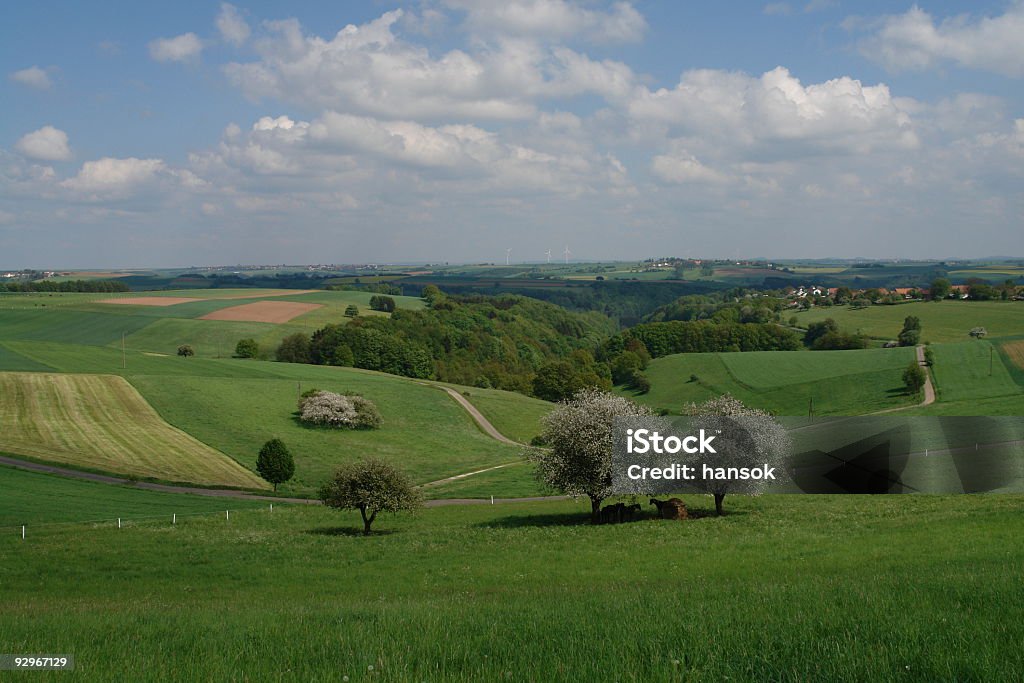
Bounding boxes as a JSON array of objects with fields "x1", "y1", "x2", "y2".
[
  {"x1": 198, "y1": 300, "x2": 323, "y2": 323},
  {"x1": 1003, "y1": 340, "x2": 1024, "y2": 370},
  {"x1": 0, "y1": 372, "x2": 267, "y2": 488},
  {"x1": 99, "y1": 296, "x2": 200, "y2": 306}
]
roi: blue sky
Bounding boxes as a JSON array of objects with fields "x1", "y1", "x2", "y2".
[{"x1": 2, "y1": 1, "x2": 1022, "y2": 267}]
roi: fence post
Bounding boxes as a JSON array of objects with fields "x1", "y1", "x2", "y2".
[
  {"x1": 22, "y1": 525, "x2": 25, "y2": 540},
  {"x1": 118, "y1": 517, "x2": 121, "y2": 529},
  {"x1": 226, "y1": 510, "x2": 230, "y2": 521},
  {"x1": 490, "y1": 496, "x2": 494, "y2": 505},
  {"x1": 270, "y1": 503, "x2": 273, "y2": 513},
  {"x1": 173, "y1": 513, "x2": 176, "y2": 525}
]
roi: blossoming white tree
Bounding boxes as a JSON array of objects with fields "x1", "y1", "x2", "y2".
[
  {"x1": 681, "y1": 394, "x2": 790, "y2": 515},
  {"x1": 529, "y1": 388, "x2": 651, "y2": 523}
]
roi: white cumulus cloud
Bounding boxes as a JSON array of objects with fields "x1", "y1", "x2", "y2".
[
  {"x1": 860, "y1": 4, "x2": 1024, "y2": 76},
  {"x1": 9, "y1": 66, "x2": 52, "y2": 90},
  {"x1": 15, "y1": 126, "x2": 72, "y2": 161},
  {"x1": 149, "y1": 33, "x2": 204, "y2": 63},
  {"x1": 628, "y1": 66, "x2": 918, "y2": 157},
  {"x1": 444, "y1": 0, "x2": 646, "y2": 43},
  {"x1": 222, "y1": 10, "x2": 637, "y2": 120},
  {"x1": 216, "y1": 3, "x2": 250, "y2": 46},
  {"x1": 62, "y1": 157, "x2": 166, "y2": 197}
]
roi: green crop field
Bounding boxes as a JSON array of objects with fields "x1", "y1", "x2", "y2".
[
  {"x1": 626, "y1": 347, "x2": 917, "y2": 415},
  {"x1": 929, "y1": 341, "x2": 1023, "y2": 403},
  {"x1": 796, "y1": 301, "x2": 1024, "y2": 342},
  {"x1": 2, "y1": 495, "x2": 1023, "y2": 680},
  {"x1": 0, "y1": 466, "x2": 270, "y2": 527},
  {"x1": 0, "y1": 372, "x2": 267, "y2": 489},
  {"x1": 119, "y1": 317, "x2": 281, "y2": 358}
]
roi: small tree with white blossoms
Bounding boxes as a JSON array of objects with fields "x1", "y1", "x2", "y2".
[
  {"x1": 298, "y1": 390, "x2": 382, "y2": 430},
  {"x1": 681, "y1": 394, "x2": 790, "y2": 516},
  {"x1": 529, "y1": 388, "x2": 651, "y2": 523}
]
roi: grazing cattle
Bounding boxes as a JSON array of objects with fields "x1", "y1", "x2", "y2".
[{"x1": 600, "y1": 502, "x2": 643, "y2": 524}]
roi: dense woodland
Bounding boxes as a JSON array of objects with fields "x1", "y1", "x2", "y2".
[{"x1": 274, "y1": 285, "x2": 813, "y2": 400}]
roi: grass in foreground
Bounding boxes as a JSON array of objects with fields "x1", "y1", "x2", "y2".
[
  {"x1": 0, "y1": 372, "x2": 266, "y2": 489},
  {"x1": 1, "y1": 495, "x2": 1022, "y2": 681},
  {"x1": 0, "y1": 466, "x2": 270, "y2": 527}
]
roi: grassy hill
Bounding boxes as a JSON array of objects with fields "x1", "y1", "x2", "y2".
[
  {"x1": 0, "y1": 466, "x2": 270, "y2": 526},
  {"x1": 0, "y1": 341, "x2": 544, "y2": 493},
  {"x1": 796, "y1": 301, "x2": 1024, "y2": 342},
  {"x1": 2, "y1": 495, "x2": 1023, "y2": 680},
  {"x1": 624, "y1": 347, "x2": 917, "y2": 415},
  {"x1": 0, "y1": 372, "x2": 267, "y2": 488}
]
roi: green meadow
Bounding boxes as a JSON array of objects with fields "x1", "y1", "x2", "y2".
[
  {"x1": 625, "y1": 347, "x2": 917, "y2": 415},
  {"x1": 127, "y1": 372, "x2": 522, "y2": 493},
  {"x1": 0, "y1": 466, "x2": 269, "y2": 527},
  {"x1": 2, "y1": 495, "x2": 1023, "y2": 681},
  {"x1": 796, "y1": 301, "x2": 1024, "y2": 342}
]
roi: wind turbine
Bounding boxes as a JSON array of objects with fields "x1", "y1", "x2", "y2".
[
  {"x1": 506, "y1": 248, "x2": 512, "y2": 266},
  {"x1": 545, "y1": 249, "x2": 552, "y2": 264},
  {"x1": 563, "y1": 245, "x2": 571, "y2": 264}
]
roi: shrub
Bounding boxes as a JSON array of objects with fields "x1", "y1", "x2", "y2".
[
  {"x1": 369, "y1": 295, "x2": 396, "y2": 313},
  {"x1": 344, "y1": 304, "x2": 359, "y2": 317},
  {"x1": 298, "y1": 390, "x2": 382, "y2": 430},
  {"x1": 628, "y1": 372, "x2": 651, "y2": 394},
  {"x1": 276, "y1": 333, "x2": 311, "y2": 363},
  {"x1": 234, "y1": 338, "x2": 259, "y2": 358},
  {"x1": 177, "y1": 345, "x2": 194, "y2": 357}
]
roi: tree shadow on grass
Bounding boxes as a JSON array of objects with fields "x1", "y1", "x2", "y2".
[
  {"x1": 475, "y1": 512, "x2": 594, "y2": 529},
  {"x1": 306, "y1": 526, "x2": 398, "y2": 537},
  {"x1": 475, "y1": 506, "x2": 747, "y2": 529}
]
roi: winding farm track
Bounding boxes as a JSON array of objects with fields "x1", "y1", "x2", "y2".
[{"x1": 425, "y1": 384, "x2": 522, "y2": 445}]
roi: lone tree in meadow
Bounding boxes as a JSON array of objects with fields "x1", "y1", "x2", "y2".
[
  {"x1": 235, "y1": 338, "x2": 259, "y2": 359},
  {"x1": 344, "y1": 304, "x2": 359, "y2": 318},
  {"x1": 256, "y1": 438, "x2": 295, "y2": 492},
  {"x1": 903, "y1": 362, "x2": 926, "y2": 395},
  {"x1": 319, "y1": 458, "x2": 422, "y2": 535},
  {"x1": 681, "y1": 394, "x2": 790, "y2": 516},
  {"x1": 529, "y1": 388, "x2": 651, "y2": 523},
  {"x1": 177, "y1": 344, "x2": 194, "y2": 357}
]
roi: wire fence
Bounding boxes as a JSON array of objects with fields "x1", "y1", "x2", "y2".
[{"x1": 2, "y1": 502, "x2": 283, "y2": 540}]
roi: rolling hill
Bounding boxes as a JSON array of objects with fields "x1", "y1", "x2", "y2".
[{"x1": 624, "y1": 347, "x2": 918, "y2": 415}]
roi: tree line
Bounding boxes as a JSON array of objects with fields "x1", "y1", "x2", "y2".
[{"x1": 3, "y1": 279, "x2": 130, "y2": 293}]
